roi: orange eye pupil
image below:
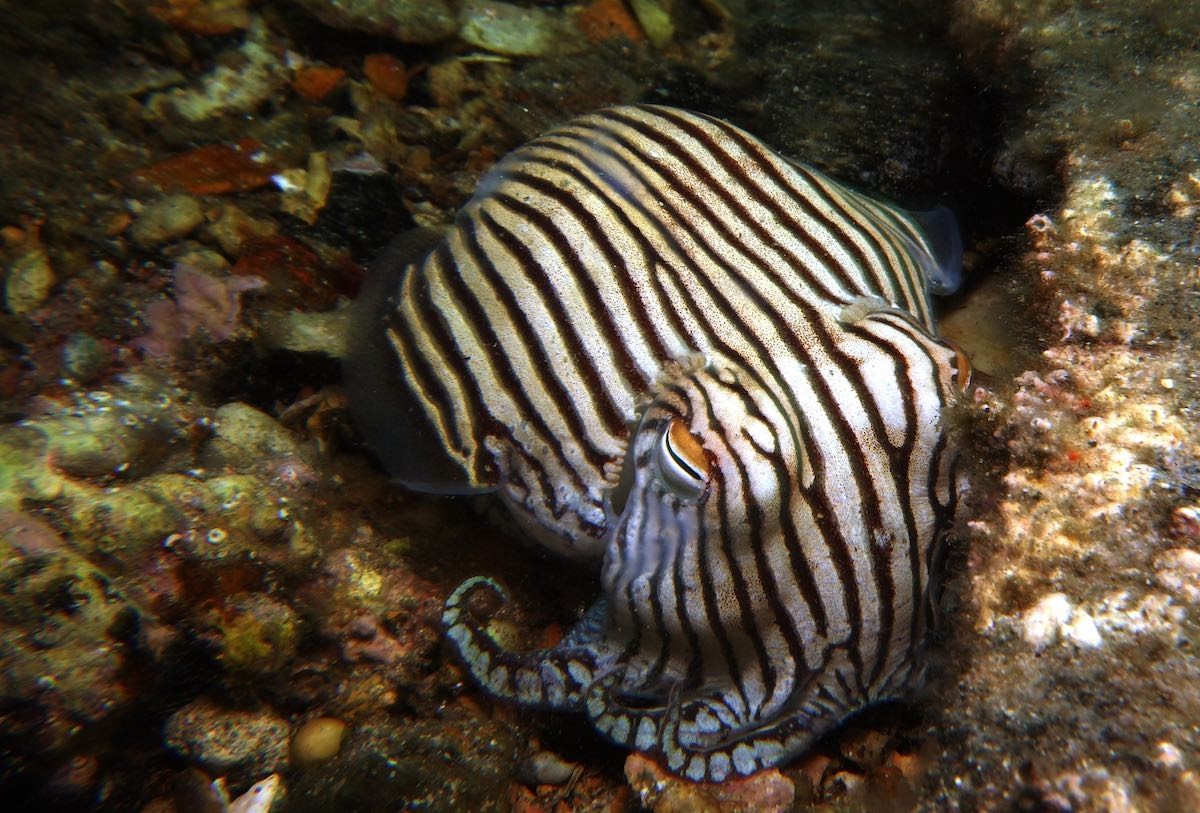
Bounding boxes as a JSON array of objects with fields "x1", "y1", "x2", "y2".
[{"x1": 667, "y1": 419, "x2": 709, "y2": 477}]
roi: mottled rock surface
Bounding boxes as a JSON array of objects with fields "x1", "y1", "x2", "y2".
[{"x1": 917, "y1": 3, "x2": 1200, "y2": 810}]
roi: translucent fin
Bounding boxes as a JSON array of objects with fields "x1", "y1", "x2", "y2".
[
  {"x1": 909, "y1": 205, "x2": 964, "y2": 296},
  {"x1": 343, "y1": 229, "x2": 494, "y2": 495}
]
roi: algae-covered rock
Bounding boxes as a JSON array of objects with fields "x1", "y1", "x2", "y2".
[
  {"x1": 914, "y1": 2, "x2": 1200, "y2": 809},
  {"x1": 129, "y1": 194, "x2": 206, "y2": 248},
  {"x1": 458, "y1": 0, "x2": 582, "y2": 57},
  {"x1": 290, "y1": 0, "x2": 458, "y2": 43},
  {"x1": 217, "y1": 594, "x2": 300, "y2": 674},
  {"x1": 0, "y1": 425, "x2": 64, "y2": 510},
  {"x1": 201, "y1": 402, "x2": 313, "y2": 471},
  {"x1": 0, "y1": 512, "x2": 139, "y2": 752},
  {"x1": 35, "y1": 391, "x2": 182, "y2": 481},
  {"x1": 60, "y1": 333, "x2": 111, "y2": 384},
  {"x1": 4, "y1": 240, "x2": 54, "y2": 315},
  {"x1": 206, "y1": 474, "x2": 289, "y2": 539},
  {"x1": 259, "y1": 307, "x2": 351, "y2": 357},
  {"x1": 62, "y1": 482, "x2": 182, "y2": 557}
]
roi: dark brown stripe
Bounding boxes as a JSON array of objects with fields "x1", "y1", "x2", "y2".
[{"x1": 451, "y1": 216, "x2": 593, "y2": 504}]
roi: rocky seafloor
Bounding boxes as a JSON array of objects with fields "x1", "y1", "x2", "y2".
[{"x1": 1, "y1": 1, "x2": 1198, "y2": 811}]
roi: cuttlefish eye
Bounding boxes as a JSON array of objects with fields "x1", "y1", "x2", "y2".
[{"x1": 655, "y1": 418, "x2": 711, "y2": 500}]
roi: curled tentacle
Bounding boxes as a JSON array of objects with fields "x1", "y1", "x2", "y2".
[
  {"x1": 654, "y1": 661, "x2": 860, "y2": 782},
  {"x1": 583, "y1": 668, "x2": 677, "y2": 753},
  {"x1": 443, "y1": 577, "x2": 615, "y2": 711}
]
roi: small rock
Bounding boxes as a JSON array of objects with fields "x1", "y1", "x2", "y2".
[
  {"x1": 1155, "y1": 547, "x2": 1200, "y2": 603},
  {"x1": 1021, "y1": 592, "x2": 1074, "y2": 651},
  {"x1": 363, "y1": 53, "x2": 409, "y2": 100},
  {"x1": 629, "y1": 0, "x2": 674, "y2": 48},
  {"x1": 1156, "y1": 741, "x2": 1185, "y2": 769},
  {"x1": 61, "y1": 334, "x2": 111, "y2": 383},
  {"x1": 292, "y1": 717, "x2": 348, "y2": 766},
  {"x1": 522, "y1": 749, "x2": 577, "y2": 786},
  {"x1": 1063, "y1": 610, "x2": 1102, "y2": 648},
  {"x1": 820, "y1": 769, "x2": 866, "y2": 801},
  {"x1": 65, "y1": 484, "x2": 181, "y2": 555},
  {"x1": 459, "y1": 0, "x2": 580, "y2": 57},
  {"x1": 259, "y1": 308, "x2": 351, "y2": 357},
  {"x1": 207, "y1": 203, "x2": 278, "y2": 256},
  {"x1": 837, "y1": 727, "x2": 890, "y2": 770},
  {"x1": 624, "y1": 752, "x2": 794, "y2": 813},
  {"x1": 130, "y1": 195, "x2": 206, "y2": 247},
  {"x1": 291, "y1": 0, "x2": 458, "y2": 43},
  {"x1": 5, "y1": 242, "x2": 54, "y2": 315},
  {"x1": 164, "y1": 698, "x2": 290, "y2": 775},
  {"x1": 201, "y1": 402, "x2": 312, "y2": 470},
  {"x1": 40, "y1": 396, "x2": 177, "y2": 480}
]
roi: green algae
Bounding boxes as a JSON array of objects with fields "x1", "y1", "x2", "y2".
[
  {"x1": 63, "y1": 484, "x2": 181, "y2": 558},
  {"x1": 0, "y1": 426, "x2": 63, "y2": 510},
  {"x1": 218, "y1": 595, "x2": 301, "y2": 675},
  {"x1": 207, "y1": 475, "x2": 289, "y2": 539}
]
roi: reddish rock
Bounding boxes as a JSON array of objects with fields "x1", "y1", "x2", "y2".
[
  {"x1": 363, "y1": 54, "x2": 409, "y2": 101},
  {"x1": 624, "y1": 752, "x2": 794, "y2": 813},
  {"x1": 293, "y1": 65, "x2": 346, "y2": 102},
  {"x1": 131, "y1": 141, "x2": 276, "y2": 196},
  {"x1": 578, "y1": 0, "x2": 645, "y2": 43}
]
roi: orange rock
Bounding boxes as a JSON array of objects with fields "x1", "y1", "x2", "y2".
[
  {"x1": 131, "y1": 140, "x2": 275, "y2": 196},
  {"x1": 232, "y1": 236, "x2": 331, "y2": 307},
  {"x1": 294, "y1": 65, "x2": 346, "y2": 103},
  {"x1": 624, "y1": 752, "x2": 795, "y2": 813},
  {"x1": 363, "y1": 54, "x2": 409, "y2": 101},
  {"x1": 578, "y1": 0, "x2": 645, "y2": 43},
  {"x1": 150, "y1": 0, "x2": 251, "y2": 35},
  {"x1": 509, "y1": 783, "x2": 550, "y2": 813}
]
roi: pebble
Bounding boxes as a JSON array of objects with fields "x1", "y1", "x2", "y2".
[
  {"x1": 1021, "y1": 592, "x2": 1074, "y2": 651},
  {"x1": 164, "y1": 698, "x2": 290, "y2": 774},
  {"x1": 291, "y1": 0, "x2": 458, "y2": 43},
  {"x1": 292, "y1": 717, "x2": 347, "y2": 766},
  {"x1": 4, "y1": 242, "x2": 54, "y2": 315},
  {"x1": 522, "y1": 749, "x2": 577, "y2": 785},
  {"x1": 61, "y1": 333, "x2": 111, "y2": 383},
  {"x1": 41, "y1": 401, "x2": 172, "y2": 480},
  {"x1": 837, "y1": 727, "x2": 890, "y2": 770},
  {"x1": 259, "y1": 308, "x2": 351, "y2": 357},
  {"x1": 459, "y1": 0, "x2": 578, "y2": 57},
  {"x1": 130, "y1": 194, "x2": 205, "y2": 247},
  {"x1": 629, "y1": 0, "x2": 674, "y2": 48},
  {"x1": 1156, "y1": 547, "x2": 1200, "y2": 602},
  {"x1": 200, "y1": 402, "x2": 312, "y2": 470}
]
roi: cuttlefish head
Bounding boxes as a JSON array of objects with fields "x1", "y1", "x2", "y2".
[{"x1": 601, "y1": 360, "x2": 800, "y2": 636}]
